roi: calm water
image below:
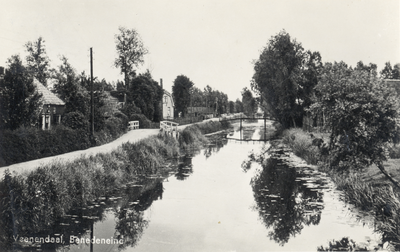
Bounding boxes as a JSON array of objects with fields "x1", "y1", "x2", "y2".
[{"x1": 53, "y1": 122, "x2": 382, "y2": 252}]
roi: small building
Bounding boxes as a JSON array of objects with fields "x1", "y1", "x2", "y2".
[
  {"x1": 34, "y1": 79, "x2": 65, "y2": 130},
  {"x1": 162, "y1": 90, "x2": 174, "y2": 120}
]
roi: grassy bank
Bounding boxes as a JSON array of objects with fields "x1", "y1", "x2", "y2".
[
  {"x1": 282, "y1": 128, "x2": 400, "y2": 250},
  {"x1": 0, "y1": 120, "x2": 230, "y2": 250}
]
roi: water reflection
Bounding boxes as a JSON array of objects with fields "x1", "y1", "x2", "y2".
[
  {"x1": 250, "y1": 157, "x2": 328, "y2": 245},
  {"x1": 1, "y1": 131, "x2": 384, "y2": 251},
  {"x1": 0, "y1": 175, "x2": 165, "y2": 252},
  {"x1": 203, "y1": 138, "x2": 228, "y2": 159},
  {"x1": 175, "y1": 156, "x2": 193, "y2": 180},
  {"x1": 114, "y1": 182, "x2": 164, "y2": 250}
]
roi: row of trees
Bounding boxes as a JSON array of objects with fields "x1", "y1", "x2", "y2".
[
  {"x1": 2, "y1": 25, "x2": 243, "y2": 133},
  {"x1": 251, "y1": 30, "x2": 400, "y2": 187},
  {"x1": 171, "y1": 75, "x2": 246, "y2": 117},
  {"x1": 251, "y1": 30, "x2": 322, "y2": 128}
]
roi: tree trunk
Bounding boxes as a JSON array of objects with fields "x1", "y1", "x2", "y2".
[
  {"x1": 375, "y1": 161, "x2": 400, "y2": 190},
  {"x1": 124, "y1": 70, "x2": 129, "y2": 89}
]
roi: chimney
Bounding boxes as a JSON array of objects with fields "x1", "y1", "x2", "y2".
[{"x1": 160, "y1": 78, "x2": 163, "y2": 90}]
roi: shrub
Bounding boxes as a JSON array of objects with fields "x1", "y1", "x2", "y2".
[
  {"x1": 178, "y1": 125, "x2": 208, "y2": 150},
  {"x1": 105, "y1": 116, "x2": 124, "y2": 138},
  {"x1": 282, "y1": 128, "x2": 324, "y2": 165},
  {"x1": 0, "y1": 126, "x2": 91, "y2": 166},
  {"x1": 62, "y1": 111, "x2": 89, "y2": 130},
  {"x1": 113, "y1": 111, "x2": 129, "y2": 131}
]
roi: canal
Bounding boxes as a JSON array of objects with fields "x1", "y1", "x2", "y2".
[{"x1": 17, "y1": 121, "x2": 384, "y2": 251}]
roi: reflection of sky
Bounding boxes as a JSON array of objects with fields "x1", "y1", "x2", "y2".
[
  {"x1": 60, "y1": 127, "x2": 381, "y2": 252},
  {"x1": 114, "y1": 137, "x2": 381, "y2": 252},
  {"x1": 228, "y1": 119, "x2": 273, "y2": 140}
]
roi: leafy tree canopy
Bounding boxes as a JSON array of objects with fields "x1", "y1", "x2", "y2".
[
  {"x1": 235, "y1": 99, "x2": 244, "y2": 113},
  {"x1": 241, "y1": 87, "x2": 257, "y2": 116},
  {"x1": 172, "y1": 75, "x2": 194, "y2": 117},
  {"x1": 114, "y1": 27, "x2": 148, "y2": 87},
  {"x1": 52, "y1": 56, "x2": 90, "y2": 116},
  {"x1": 310, "y1": 61, "x2": 399, "y2": 174},
  {"x1": 251, "y1": 30, "x2": 321, "y2": 128},
  {"x1": 25, "y1": 37, "x2": 50, "y2": 86},
  {"x1": 0, "y1": 55, "x2": 42, "y2": 130},
  {"x1": 128, "y1": 71, "x2": 162, "y2": 122}
]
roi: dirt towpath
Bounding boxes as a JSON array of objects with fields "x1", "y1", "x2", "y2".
[{"x1": 0, "y1": 129, "x2": 159, "y2": 177}]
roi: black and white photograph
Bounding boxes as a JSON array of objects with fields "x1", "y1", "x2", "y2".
[{"x1": 0, "y1": 0, "x2": 399, "y2": 251}]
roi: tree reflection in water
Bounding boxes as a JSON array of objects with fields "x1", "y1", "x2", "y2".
[
  {"x1": 250, "y1": 157, "x2": 327, "y2": 246},
  {"x1": 114, "y1": 181, "x2": 164, "y2": 250},
  {"x1": 203, "y1": 138, "x2": 228, "y2": 159},
  {"x1": 0, "y1": 176, "x2": 165, "y2": 251},
  {"x1": 175, "y1": 156, "x2": 193, "y2": 180}
]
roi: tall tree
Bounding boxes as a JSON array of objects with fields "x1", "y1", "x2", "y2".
[
  {"x1": 203, "y1": 85, "x2": 215, "y2": 110},
  {"x1": 310, "y1": 62, "x2": 400, "y2": 188},
  {"x1": 52, "y1": 56, "x2": 89, "y2": 115},
  {"x1": 172, "y1": 75, "x2": 194, "y2": 117},
  {"x1": 114, "y1": 27, "x2": 148, "y2": 88},
  {"x1": 298, "y1": 51, "x2": 323, "y2": 109},
  {"x1": 0, "y1": 55, "x2": 42, "y2": 130},
  {"x1": 235, "y1": 99, "x2": 244, "y2": 113},
  {"x1": 380, "y1": 62, "x2": 393, "y2": 79},
  {"x1": 380, "y1": 62, "x2": 400, "y2": 79},
  {"x1": 128, "y1": 71, "x2": 163, "y2": 121},
  {"x1": 190, "y1": 87, "x2": 204, "y2": 107},
  {"x1": 354, "y1": 61, "x2": 377, "y2": 76},
  {"x1": 25, "y1": 37, "x2": 50, "y2": 86},
  {"x1": 251, "y1": 30, "x2": 307, "y2": 128},
  {"x1": 228, "y1": 101, "x2": 235, "y2": 114},
  {"x1": 241, "y1": 87, "x2": 257, "y2": 116}
]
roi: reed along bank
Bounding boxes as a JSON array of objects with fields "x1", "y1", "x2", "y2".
[
  {"x1": 0, "y1": 120, "x2": 231, "y2": 251},
  {"x1": 281, "y1": 128, "x2": 400, "y2": 251}
]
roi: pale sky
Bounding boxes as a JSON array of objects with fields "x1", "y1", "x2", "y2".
[{"x1": 1, "y1": 0, "x2": 399, "y2": 100}]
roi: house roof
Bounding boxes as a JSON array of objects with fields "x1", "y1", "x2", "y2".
[{"x1": 34, "y1": 78, "x2": 65, "y2": 105}]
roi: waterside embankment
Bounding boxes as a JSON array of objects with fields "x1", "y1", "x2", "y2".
[
  {"x1": 279, "y1": 128, "x2": 400, "y2": 251},
  {"x1": 0, "y1": 120, "x2": 230, "y2": 251}
]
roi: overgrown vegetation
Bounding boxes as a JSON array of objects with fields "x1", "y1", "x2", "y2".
[
  {"x1": 282, "y1": 128, "x2": 400, "y2": 250},
  {"x1": 0, "y1": 120, "x2": 229, "y2": 250},
  {"x1": 282, "y1": 128, "x2": 327, "y2": 165},
  {"x1": 0, "y1": 114, "x2": 128, "y2": 167}
]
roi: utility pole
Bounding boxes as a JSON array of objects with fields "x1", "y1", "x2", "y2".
[{"x1": 90, "y1": 48, "x2": 94, "y2": 136}]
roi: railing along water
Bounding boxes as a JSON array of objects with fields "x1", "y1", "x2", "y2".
[{"x1": 160, "y1": 121, "x2": 179, "y2": 138}]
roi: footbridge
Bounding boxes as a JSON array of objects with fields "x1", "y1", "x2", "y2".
[{"x1": 219, "y1": 114, "x2": 277, "y2": 142}]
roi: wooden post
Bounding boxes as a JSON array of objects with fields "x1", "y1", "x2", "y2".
[
  {"x1": 264, "y1": 118, "x2": 266, "y2": 141},
  {"x1": 90, "y1": 48, "x2": 94, "y2": 136}
]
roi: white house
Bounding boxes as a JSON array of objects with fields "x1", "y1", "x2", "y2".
[{"x1": 162, "y1": 90, "x2": 174, "y2": 120}]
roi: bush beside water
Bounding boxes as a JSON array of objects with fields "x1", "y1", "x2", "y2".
[
  {"x1": 281, "y1": 128, "x2": 400, "y2": 250},
  {"x1": 0, "y1": 120, "x2": 230, "y2": 250}
]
